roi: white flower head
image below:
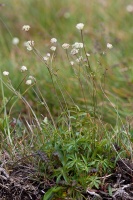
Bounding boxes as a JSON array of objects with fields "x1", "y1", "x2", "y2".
[
  {"x1": 71, "y1": 48, "x2": 79, "y2": 55},
  {"x1": 27, "y1": 45, "x2": 33, "y2": 51},
  {"x1": 24, "y1": 40, "x2": 34, "y2": 51},
  {"x1": 26, "y1": 40, "x2": 34, "y2": 46},
  {"x1": 50, "y1": 38, "x2": 57, "y2": 43},
  {"x1": 43, "y1": 56, "x2": 49, "y2": 61},
  {"x1": 21, "y1": 66, "x2": 27, "y2": 72},
  {"x1": 47, "y1": 53, "x2": 50, "y2": 57},
  {"x1": 72, "y1": 42, "x2": 83, "y2": 49},
  {"x1": 126, "y1": 5, "x2": 133, "y2": 13},
  {"x1": 43, "y1": 117, "x2": 48, "y2": 124},
  {"x1": 3, "y1": 71, "x2": 9, "y2": 76},
  {"x1": 50, "y1": 46, "x2": 56, "y2": 51},
  {"x1": 70, "y1": 61, "x2": 74, "y2": 66},
  {"x1": 12, "y1": 37, "x2": 19, "y2": 45},
  {"x1": 86, "y1": 53, "x2": 90, "y2": 57},
  {"x1": 26, "y1": 79, "x2": 32, "y2": 85},
  {"x1": 76, "y1": 23, "x2": 84, "y2": 30},
  {"x1": 22, "y1": 25, "x2": 31, "y2": 31},
  {"x1": 29, "y1": 76, "x2": 36, "y2": 81},
  {"x1": 62, "y1": 43, "x2": 70, "y2": 50},
  {"x1": 107, "y1": 43, "x2": 113, "y2": 49}
]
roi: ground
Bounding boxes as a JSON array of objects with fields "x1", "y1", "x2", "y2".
[{"x1": 0, "y1": 153, "x2": 133, "y2": 200}]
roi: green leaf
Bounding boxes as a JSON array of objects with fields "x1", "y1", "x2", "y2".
[
  {"x1": 43, "y1": 186, "x2": 62, "y2": 200},
  {"x1": 108, "y1": 185, "x2": 113, "y2": 196}
]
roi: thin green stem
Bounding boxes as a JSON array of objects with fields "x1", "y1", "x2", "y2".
[
  {"x1": 34, "y1": 84, "x2": 57, "y2": 130},
  {"x1": 0, "y1": 74, "x2": 12, "y2": 145},
  {"x1": 0, "y1": 73, "x2": 28, "y2": 115}
]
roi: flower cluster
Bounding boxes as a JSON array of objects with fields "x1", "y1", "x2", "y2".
[
  {"x1": 50, "y1": 38, "x2": 57, "y2": 43},
  {"x1": 21, "y1": 66, "x2": 27, "y2": 72},
  {"x1": 107, "y1": 43, "x2": 113, "y2": 49},
  {"x1": 24, "y1": 40, "x2": 34, "y2": 51},
  {"x1": 26, "y1": 79, "x2": 32, "y2": 85},
  {"x1": 76, "y1": 23, "x2": 84, "y2": 30},
  {"x1": 50, "y1": 46, "x2": 56, "y2": 51},
  {"x1": 43, "y1": 53, "x2": 51, "y2": 62},
  {"x1": 71, "y1": 48, "x2": 79, "y2": 55},
  {"x1": 26, "y1": 76, "x2": 36, "y2": 85},
  {"x1": 126, "y1": 5, "x2": 133, "y2": 13},
  {"x1": 43, "y1": 56, "x2": 49, "y2": 61},
  {"x1": 61, "y1": 23, "x2": 85, "y2": 57},
  {"x1": 86, "y1": 53, "x2": 90, "y2": 57},
  {"x1": 22, "y1": 25, "x2": 30, "y2": 31},
  {"x1": 70, "y1": 61, "x2": 74, "y2": 66},
  {"x1": 50, "y1": 38, "x2": 57, "y2": 52},
  {"x1": 3, "y1": 71, "x2": 9, "y2": 76},
  {"x1": 62, "y1": 43, "x2": 70, "y2": 50},
  {"x1": 72, "y1": 42, "x2": 83, "y2": 49},
  {"x1": 12, "y1": 37, "x2": 19, "y2": 45}
]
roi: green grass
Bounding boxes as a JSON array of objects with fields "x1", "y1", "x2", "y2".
[{"x1": 0, "y1": 0, "x2": 133, "y2": 199}]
